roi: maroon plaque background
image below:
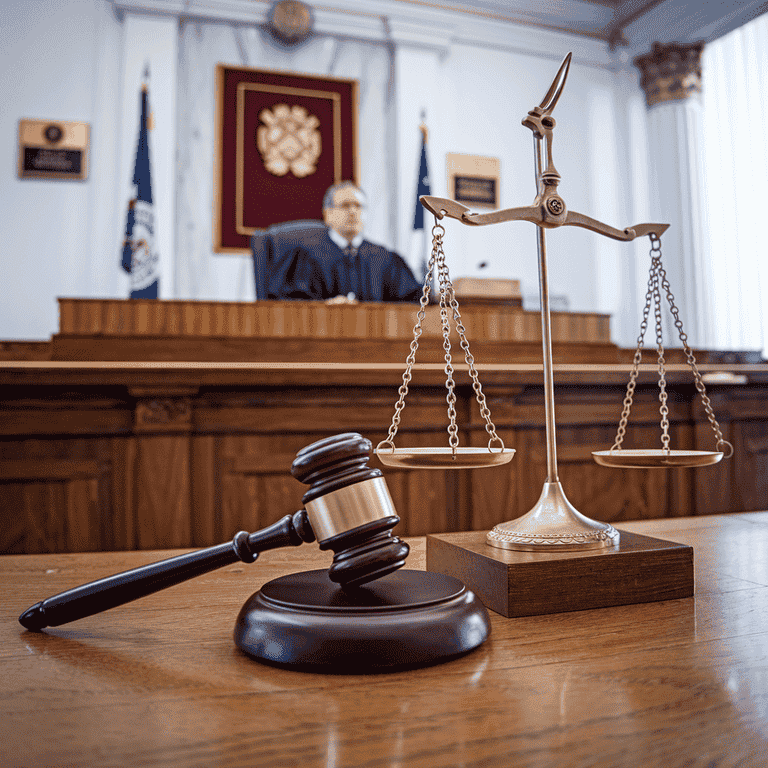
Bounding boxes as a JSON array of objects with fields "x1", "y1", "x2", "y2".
[{"x1": 215, "y1": 66, "x2": 358, "y2": 252}]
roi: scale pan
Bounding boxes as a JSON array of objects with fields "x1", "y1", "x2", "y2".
[
  {"x1": 375, "y1": 447, "x2": 515, "y2": 469},
  {"x1": 592, "y1": 449, "x2": 723, "y2": 469}
]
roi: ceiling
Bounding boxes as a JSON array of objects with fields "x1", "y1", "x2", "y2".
[{"x1": 399, "y1": 0, "x2": 768, "y2": 51}]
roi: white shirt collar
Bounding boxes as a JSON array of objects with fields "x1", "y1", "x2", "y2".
[{"x1": 328, "y1": 228, "x2": 364, "y2": 250}]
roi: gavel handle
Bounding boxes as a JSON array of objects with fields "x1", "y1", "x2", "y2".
[{"x1": 18, "y1": 511, "x2": 314, "y2": 631}]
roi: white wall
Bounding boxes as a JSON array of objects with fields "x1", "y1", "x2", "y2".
[
  {"x1": 1, "y1": 0, "x2": 122, "y2": 339},
  {"x1": 432, "y1": 43, "x2": 632, "y2": 315},
  {"x1": 0, "y1": 0, "x2": 647, "y2": 343}
]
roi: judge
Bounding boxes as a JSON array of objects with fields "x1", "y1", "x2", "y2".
[{"x1": 269, "y1": 182, "x2": 422, "y2": 303}]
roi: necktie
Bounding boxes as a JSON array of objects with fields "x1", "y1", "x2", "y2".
[{"x1": 343, "y1": 245, "x2": 359, "y2": 298}]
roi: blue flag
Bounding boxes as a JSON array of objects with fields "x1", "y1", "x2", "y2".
[
  {"x1": 122, "y1": 80, "x2": 159, "y2": 299},
  {"x1": 413, "y1": 128, "x2": 430, "y2": 230}
]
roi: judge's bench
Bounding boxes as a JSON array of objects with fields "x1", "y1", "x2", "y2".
[{"x1": 0, "y1": 297, "x2": 765, "y2": 554}]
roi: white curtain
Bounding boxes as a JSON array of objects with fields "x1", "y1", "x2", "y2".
[{"x1": 702, "y1": 14, "x2": 768, "y2": 356}]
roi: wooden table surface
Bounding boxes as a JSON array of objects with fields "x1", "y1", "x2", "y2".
[{"x1": 3, "y1": 513, "x2": 768, "y2": 767}]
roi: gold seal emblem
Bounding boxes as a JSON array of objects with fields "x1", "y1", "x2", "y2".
[{"x1": 256, "y1": 104, "x2": 321, "y2": 178}]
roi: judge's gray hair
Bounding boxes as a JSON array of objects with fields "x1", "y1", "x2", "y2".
[{"x1": 322, "y1": 182, "x2": 366, "y2": 209}]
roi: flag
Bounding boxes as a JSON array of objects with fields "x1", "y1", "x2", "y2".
[
  {"x1": 411, "y1": 121, "x2": 431, "y2": 281},
  {"x1": 413, "y1": 122, "x2": 430, "y2": 230},
  {"x1": 121, "y1": 71, "x2": 159, "y2": 298}
]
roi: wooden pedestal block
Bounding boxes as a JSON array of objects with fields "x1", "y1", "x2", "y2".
[{"x1": 426, "y1": 529, "x2": 693, "y2": 617}]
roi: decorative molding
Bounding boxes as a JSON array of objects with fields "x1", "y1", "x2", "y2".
[
  {"x1": 633, "y1": 41, "x2": 704, "y2": 108},
  {"x1": 111, "y1": 0, "x2": 614, "y2": 67},
  {"x1": 385, "y1": 17, "x2": 455, "y2": 52},
  {"x1": 113, "y1": 0, "x2": 186, "y2": 17},
  {"x1": 746, "y1": 435, "x2": 768, "y2": 455},
  {"x1": 111, "y1": 0, "x2": 768, "y2": 62},
  {"x1": 134, "y1": 397, "x2": 192, "y2": 432},
  {"x1": 129, "y1": 386, "x2": 200, "y2": 397},
  {"x1": 486, "y1": 526, "x2": 620, "y2": 546},
  {"x1": 311, "y1": 8, "x2": 386, "y2": 42},
  {"x1": 451, "y1": 16, "x2": 613, "y2": 68}
]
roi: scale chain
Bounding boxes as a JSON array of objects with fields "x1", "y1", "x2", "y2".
[
  {"x1": 612, "y1": 234, "x2": 733, "y2": 458},
  {"x1": 611, "y1": 242, "x2": 658, "y2": 451},
  {"x1": 435, "y1": 230, "x2": 459, "y2": 452},
  {"x1": 654, "y1": 239, "x2": 733, "y2": 457},
  {"x1": 379, "y1": 217, "x2": 504, "y2": 455},
  {"x1": 378, "y1": 225, "x2": 438, "y2": 450},
  {"x1": 652, "y1": 238, "x2": 671, "y2": 453},
  {"x1": 433, "y1": 220, "x2": 504, "y2": 452}
]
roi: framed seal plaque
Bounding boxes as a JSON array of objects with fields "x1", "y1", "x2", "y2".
[
  {"x1": 18, "y1": 119, "x2": 90, "y2": 181},
  {"x1": 214, "y1": 66, "x2": 358, "y2": 252}
]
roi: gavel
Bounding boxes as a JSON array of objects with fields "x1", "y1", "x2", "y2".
[{"x1": 18, "y1": 433, "x2": 409, "y2": 631}]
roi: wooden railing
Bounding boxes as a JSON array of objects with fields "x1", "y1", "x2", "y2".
[{"x1": 57, "y1": 297, "x2": 611, "y2": 344}]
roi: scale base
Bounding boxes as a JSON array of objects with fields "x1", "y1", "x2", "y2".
[
  {"x1": 426, "y1": 529, "x2": 693, "y2": 618},
  {"x1": 486, "y1": 482, "x2": 620, "y2": 551},
  {"x1": 234, "y1": 569, "x2": 491, "y2": 672}
]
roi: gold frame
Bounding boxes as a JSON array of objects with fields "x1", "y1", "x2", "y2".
[{"x1": 213, "y1": 64, "x2": 359, "y2": 254}]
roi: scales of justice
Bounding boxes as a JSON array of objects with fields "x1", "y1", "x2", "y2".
[
  {"x1": 375, "y1": 52, "x2": 732, "y2": 611},
  {"x1": 17, "y1": 53, "x2": 732, "y2": 670}
]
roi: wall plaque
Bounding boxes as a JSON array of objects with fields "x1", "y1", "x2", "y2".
[
  {"x1": 214, "y1": 65, "x2": 358, "y2": 253},
  {"x1": 454, "y1": 176, "x2": 497, "y2": 206},
  {"x1": 18, "y1": 119, "x2": 89, "y2": 181},
  {"x1": 446, "y1": 153, "x2": 500, "y2": 208}
]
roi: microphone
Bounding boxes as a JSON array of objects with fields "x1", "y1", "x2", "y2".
[{"x1": 18, "y1": 433, "x2": 409, "y2": 631}]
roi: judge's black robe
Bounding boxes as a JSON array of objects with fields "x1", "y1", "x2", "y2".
[{"x1": 262, "y1": 227, "x2": 422, "y2": 302}]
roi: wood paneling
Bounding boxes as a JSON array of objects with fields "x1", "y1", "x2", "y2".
[
  {"x1": 0, "y1": 367, "x2": 765, "y2": 552},
  {"x1": 691, "y1": 390, "x2": 768, "y2": 516},
  {"x1": 134, "y1": 435, "x2": 191, "y2": 549},
  {"x1": 1, "y1": 297, "x2": 766, "y2": 555},
  {"x1": 0, "y1": 441, "x2": 112, "y2": 554},
  {"x1": 51, "y1": 298, "x2": 620, "y2": 365},
  {"x1": 109, "y1": 437, "x2": 137, "y2": 551},
  {"x1": 57, "y1": 297, "x2": 611, "y2": 344},
  {"x1": 0, "y1": 341, "x2": 51, "y2": 360}
]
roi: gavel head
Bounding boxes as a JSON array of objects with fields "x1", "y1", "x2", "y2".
[{"x1": 291, "y1": 433, "x2": 410, "y2": 588}]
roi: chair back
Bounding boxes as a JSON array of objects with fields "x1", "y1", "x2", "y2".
[{"x1": 251, "y1": 220, "x2": 326, "y2": 300}]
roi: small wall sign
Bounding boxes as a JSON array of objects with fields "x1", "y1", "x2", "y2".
[
  {"x1": 18, "y1": 119, "x2": 90, "y2": 180},
  {"x1": 447, "y1": 153, "x2": 500, "y2": 208}
]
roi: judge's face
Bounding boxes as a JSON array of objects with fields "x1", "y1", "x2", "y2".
[{"x1": 323, "y1": 186, "x2": 365, "y2": 241}]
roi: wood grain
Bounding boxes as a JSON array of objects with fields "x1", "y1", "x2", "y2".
[
  {"x1": 56, "y1": 297, "x2": 612, "y2": 343},
  {"x1": 135, "y1": 435, "x2": 191, "y2": 549},
  {"x1": 2, "y1": 514, "x2": 768, "y2": 767},
  {"x1": 50, "y1": 297, "x2": 622, "y2": 365},
  {"x1": 0, "y1": 361, "x2": 766, "y2": 553},
  {"x1": 426, "y1": 529, "x2": 694, "y2": 617}
]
